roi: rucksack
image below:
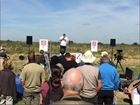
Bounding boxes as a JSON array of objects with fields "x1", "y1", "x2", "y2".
[{"x1": 45, "y1": 81, "x2": 63, "y2": 105}]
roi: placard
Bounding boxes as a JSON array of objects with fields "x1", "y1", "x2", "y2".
[
  {"x1": 91, "y1": 40, "x2": 98, "y2": 52},
  {"x1": 39, "y1": 39, "x2": 48, "y2": 52}
]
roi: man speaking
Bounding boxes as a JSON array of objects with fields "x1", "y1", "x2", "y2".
[{"x1": 59, "y1": 34, "x2": 69, "y2": 53}]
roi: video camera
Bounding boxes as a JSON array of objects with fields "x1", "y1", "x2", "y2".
[{"x1": 114, "y1": 49, "x2": 123, "y2": 61}]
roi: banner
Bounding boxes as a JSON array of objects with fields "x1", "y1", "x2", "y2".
[
  {"x1": 91, "y1": 40, "x2": 98, "y2": 52},
  {"x1": 39, "y1": 39, "x2": 48, "y2": 52}
]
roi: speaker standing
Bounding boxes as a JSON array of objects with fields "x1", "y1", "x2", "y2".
[{"x1": 59, "y1": 34, "x2": 69, "y2": 54}]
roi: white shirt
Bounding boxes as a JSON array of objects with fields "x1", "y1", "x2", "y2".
[{"x1": 59, "y1": 36, "x2": 69, "y2": 46}]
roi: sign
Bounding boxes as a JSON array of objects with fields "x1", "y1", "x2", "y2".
[
  {"x1": 39, "y1": 39, "x2": 48, "y2": 52},
  {"x1": 71, "y1": 53, "x2": 83, "y2": 63},
  {"x1": 91, "y1": 40, "x2": 98, "y2": 52}
]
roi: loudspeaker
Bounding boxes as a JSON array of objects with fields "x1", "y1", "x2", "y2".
[
  {"x1": 110, "y1": 39, "x2": 116, "y2": 46},
  {"x1": 26, "y1": 36, "x2": 32, "y2": 45}
]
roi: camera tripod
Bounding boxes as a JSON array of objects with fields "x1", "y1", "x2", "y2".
[{"x1": 116, "y1": 59, "x2": 124, "y2": 73}]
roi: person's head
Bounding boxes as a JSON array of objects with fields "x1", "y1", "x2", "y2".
[
  {"x1": 50, "y1": 55, "x2": 59, "y2": 66},
  {"x1": 71, "y1": 55, "x2": 76, "y2": 61},
  {"x1": 28, "y1": 51, "x2": 35, "y2": 63},
  {"x1": 40, "y1": 50, "x2": 45, "y2": 55},
  {"x1": 61, "y1": 68, "x2": 84, "y2": 95},
  {"x1": 3, "y1": 57, "x2": 13, "y2": 70},
  {"x1": 0, "y1": 45, "x2": 5, "y2": 51},
  {"x1": 65, "y1": 53, "x2": 71, "y2": 61},
  {"x1": 81, "y1": 50, "x2": 96, "y2": 64},
  {"x1": 51, "y1": 65, "x2": 62, "y2": 84},
  {"x1": 100, "y1": 56, "x2": 110, "y2": 63},
  {"x1": 63, "y1": 34, "x2": 66, "y2": 37}
]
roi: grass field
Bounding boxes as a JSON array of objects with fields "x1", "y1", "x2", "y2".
[{"x1": 1, "y1": 40, "x2": 140, "y2": 105}]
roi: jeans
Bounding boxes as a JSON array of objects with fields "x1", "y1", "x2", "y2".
[{"x1": 23, "y1": 91, "x2": 40, "y2": 105}]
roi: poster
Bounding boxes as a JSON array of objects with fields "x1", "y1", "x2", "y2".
[
  {"x1": 91, "y1": 40, "x2": 98, "y2": 52},
  {"x1": 71, "y1": 53, "x2": 83, "y2": 63},
  {"x1": 39, "y1": 39, "x2": 48, "y2": 52}
]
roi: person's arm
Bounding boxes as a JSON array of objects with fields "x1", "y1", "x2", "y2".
[
  {"x1": 41, "y1": 69, "x2": 46, "y2": 84},
  {"x1": 97, "y1": 71, "x2": 102, "y2": 92},
  {"x1": 114, "y1": 69, "x2": 120, "y2": 90},
  {"x1": 20, "y1": 67, "x2": 26, "y2": 87},
  {"x1": 59, "y1": 36, "x2": 64, "y2": 41}
]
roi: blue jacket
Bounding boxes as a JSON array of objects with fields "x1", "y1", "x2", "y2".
[
  {"x1": 15, "y1": 75, "x2": 23, "y2": 94},
  {"x1": 98, "y1": 63, "x2": 120, "y2": 90}
]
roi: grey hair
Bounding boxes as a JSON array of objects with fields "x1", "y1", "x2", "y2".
[
  {"x1": 62, "y1": 71, "x2": 84, "y2": 92},
  {"x1": 100, "y1": 56, "x2": 110, "y2": 63}
]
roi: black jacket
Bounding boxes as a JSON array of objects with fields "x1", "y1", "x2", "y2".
[{"x1": 0, "y1": 69, "x2": 17, "y2": 101}]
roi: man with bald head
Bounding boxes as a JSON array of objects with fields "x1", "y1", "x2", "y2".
[{"x1": 51, "y1": 68, "x2": 93, "y2": 105}]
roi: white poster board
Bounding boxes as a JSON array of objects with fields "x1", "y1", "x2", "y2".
[
  {"x1": 91, "y1": 40, "x2": 98, "y2": 52},
  {"x1": 39, "y1": 39, "x2": 48, "y2": 52}
]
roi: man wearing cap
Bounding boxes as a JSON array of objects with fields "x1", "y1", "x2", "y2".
[{"x1": 76, "y1": 50, "x2": 102, "y2": 105}]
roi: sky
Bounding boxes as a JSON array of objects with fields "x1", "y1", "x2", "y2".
[{"x1": 0, "y1": 0, "x2": 139, "y2": 44}]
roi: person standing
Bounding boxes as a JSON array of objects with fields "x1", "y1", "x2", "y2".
[
  {"x1": 0, "y1": 57, "x2": 17, "y2": 105},
  {"x1": 59, "y1": 34, "x2": 69, "y2": 53},
  {"x1": 50, "y1": 68, "x2": 93, "y2": 105},
  {"x1": 98, "y1": 56, "x2": 120, "y2": 105},
  {"x1": 20, "y1": 52, "x2": 46, "y2": 105},
  {"x1": 76, "y1": 50, "x2": 102, "y2": 105}
]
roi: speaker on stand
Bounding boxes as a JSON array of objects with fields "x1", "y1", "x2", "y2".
[
  {"x1": 26, "y1": 36, "x2": 33, "y2": 52},
  {"x1": 110, "y1": 39, "x2": 116, "y2": 61}
]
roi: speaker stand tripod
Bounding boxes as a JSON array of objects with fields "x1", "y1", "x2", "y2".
[{"x1": 116, "y1": 60, "x2": 124, "y2": 73}]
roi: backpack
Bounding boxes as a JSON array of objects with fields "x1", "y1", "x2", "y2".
[{"x1": 45, "y1": 81, "x2": 63, "y2": 105}]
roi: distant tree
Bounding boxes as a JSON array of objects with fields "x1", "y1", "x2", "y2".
[
  {"x1": 69, "y1": 40, "x2": 74, "y2": 44},
  {"x1": 120, "y1": 43, "x2": 125, "y2": 45},
  {"x1": 98, "y1": 42, "x2": 103, "y2": 45},
  {"x1": 132, "y1": 42, "x2": 138, "y2": 45}
]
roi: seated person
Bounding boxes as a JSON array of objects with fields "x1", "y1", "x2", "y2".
[{"x1": 131, "y1": 85, "x2": 140, "y2": 104}]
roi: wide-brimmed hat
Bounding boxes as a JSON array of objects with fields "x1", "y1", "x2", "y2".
[
  {"x1": 0, "y1": 46, "x2": 5, "y2": 50},
  {"x1": 81, "y1": 50, "x2": 96, "y2": 63},
  {"x1": 101, "y1": 51, "x2": 108, "y2": 57},
  {"x1": 128, "y1": 80, "x2": 140, "y2": 91}
]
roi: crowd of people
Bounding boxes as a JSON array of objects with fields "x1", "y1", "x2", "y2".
[{"x1": 0, "y1": 41, "x2": 140, "y2": 105}]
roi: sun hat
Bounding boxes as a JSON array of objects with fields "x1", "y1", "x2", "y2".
[
  {"x1": 128, "y1": 80, "x2": 140, "y2": 91},
  {"x1": 101, "y1": 51, "x2": 108, "y2": 57},
  {"x1": 81, "y1": 50, "x2": 96, "y2": 63}
]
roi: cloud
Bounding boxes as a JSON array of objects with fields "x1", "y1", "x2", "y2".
[{"x1": 1, "y1": 0, "x2": 139, "y2": 44}]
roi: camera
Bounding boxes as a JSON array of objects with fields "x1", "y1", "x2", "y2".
[{"x1": 114, "y1": 49, "x2": 123, "y2": 61}]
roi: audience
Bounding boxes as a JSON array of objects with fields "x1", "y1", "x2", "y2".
[
  {"x1": 0, "y1": 57, "x2": 17, "y2": 105},
  {"x1": 76, "y1": 50, "x2": 102, "y2": 105},
  {"x1": 62, "y1": 53, "x2": 78, "y2": 73},
  {"x1": 41, "y1": 65, "x2": 63, "y2": 105},
  {"x1": 20, "y1": 52, "x2": 46, "y2": 105},
  {"x1": 51, "y1": 68, "x2": 93, "y2": 105},
  {"x1": 0, "y1": 45, "x2": 7, "y2": 70},
  {"x1": 98, "y1": 56, "x2": 120, "y2": 105},
  {"x1": 15, "y1": 69, "x2": 23, "y2": 100}
]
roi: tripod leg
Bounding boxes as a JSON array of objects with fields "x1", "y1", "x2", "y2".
[
  {"x1": 118, "y1": 61, "x2": 124, "y2": 73},
  {"x1": 116, "y1": 61, "x2": 118, "y2": 68}
]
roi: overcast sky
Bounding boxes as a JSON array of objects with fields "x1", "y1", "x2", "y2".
[{"x1": 1, "y1": 0, "x2": 139, "y2": 44}]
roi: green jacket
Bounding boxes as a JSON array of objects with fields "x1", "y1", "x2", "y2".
[{"x1": 50, "y1": 94, "x2": 93, "y2": 105}]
